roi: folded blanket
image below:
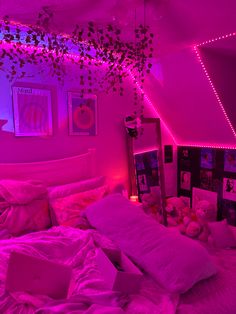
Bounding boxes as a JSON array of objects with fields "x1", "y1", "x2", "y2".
[{"x1": 0, "y1": 180, "x2": 50, "y2": 236}]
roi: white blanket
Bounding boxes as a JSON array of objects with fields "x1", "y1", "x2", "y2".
[{"x1": 0, "y1": 227, "x2": 178, "y2": 314}]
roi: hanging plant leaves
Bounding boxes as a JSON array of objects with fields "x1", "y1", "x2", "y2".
[{"x1": 0, "y1": 11, "x2": 154, "y2": 116}]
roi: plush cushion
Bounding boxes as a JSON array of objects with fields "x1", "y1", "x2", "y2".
[
  {"x1": 0, "y1": 180, "x2": 51, "y2": 237},
  {"x1": 208, "y1": 219, "x2": 236, "y2": 249},
  {"x1": 50, "y1": 185, "x2": 108, "y2": 227},
  {"x1": 48, "y1": 176, "x2": 106, "y2": 200},
  {"x1": 85, "y1": 194, "x2": 217, "y2": 294}
]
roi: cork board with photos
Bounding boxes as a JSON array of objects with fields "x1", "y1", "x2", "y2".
[{"x1": 177, "y1": 147, "x2": 236, "y2": 225}]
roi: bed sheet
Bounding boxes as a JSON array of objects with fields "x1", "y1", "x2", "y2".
[
  {"x1": 0, "y1": 227, "x2": 178, "y2": 314},
  {"x1": 177, "y1": 244, "x2": 236, "y2": 314}
]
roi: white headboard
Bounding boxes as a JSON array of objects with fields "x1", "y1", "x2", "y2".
[{"x1": 0, "y1": 149, "x2": 96, "y2": 186}]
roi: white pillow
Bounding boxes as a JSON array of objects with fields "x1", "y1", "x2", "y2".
[
  {"x1": 48, "y1": 176, "x2": 106, "y2": 199},
  {"x1": 85, "y1": 194, "x2": 217, "y2": 293},
  {"x1": 208, "y1": 220, "x2": 236, "y2": 249}
]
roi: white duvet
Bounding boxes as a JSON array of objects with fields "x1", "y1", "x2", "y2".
[
  {"x1": 0, "y1": 227, "x2": 178, "y2": 314},
  {"x1": 177, "y1": 246, "x2": 236, "y2": 314}
]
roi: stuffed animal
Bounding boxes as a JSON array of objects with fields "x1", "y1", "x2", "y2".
[
  {"x1": 180, "y1": 200, "x2": 213, "y2": 241},
  {"x1": 165, "y1": 197, "x2": 191, "y2": 226}
]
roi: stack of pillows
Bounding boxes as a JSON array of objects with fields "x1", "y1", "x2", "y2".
[
  {"x1": 48, "y1": 176, "x2": 108, "y2": 228},
  {"x1": 0, "y1": 176, "x2": 108, "y2": 237}
]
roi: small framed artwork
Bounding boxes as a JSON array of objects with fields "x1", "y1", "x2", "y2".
[
  {"x1": 134, "y1": 150, "x2": 159, "y2": 197},
  {"x1": 224, "y1": 150, "x2": 236, "y2": 173},
  {"x1": 223, "y1": 177, "x2": 236, "y2": 201},
  {"x1": 137, "y1": 174, "x2": 149, "y2": 192},
  {"x1": 164, "y1": 145, "x2": 173, "y2": 163},
  {"x1": 180, "y1": 170, "x2": 191, "y2": 190},
  {"x1": 200, "y1": 148, "x2": 215, "y2": 169},
  {"x1": 68, "y1": 92, "x2": 97, "y2": 135},
  {"x1": 200, "y1": 169, "x2": 213, "y2": 190},
  {"x1": 12, "y1": 86, "x2": 52, "y2": 136}
]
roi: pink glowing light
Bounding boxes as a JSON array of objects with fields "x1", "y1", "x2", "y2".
[
  {"x1": 128, "y1": 70, "x2": 177, "y2": 144},
  {"x1": 178, "y1": 144, "x2": 236, "y2": 149},
  {"x1": 196, "y1": 32, "x2": 236, "y2": 47},
  {"x1": 134, "y1": 148, "x2": 158, "y2": 155},
  {"x1": 194, "y1": 39, "x2": 236, "y2": 139}
]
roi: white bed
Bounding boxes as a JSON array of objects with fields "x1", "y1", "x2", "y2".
[
  {"x1": 0, "y1": 150, "x2": 236, "y2": 314},
  {"x1": 0, "y1": 150, "x2": 176, "y2": 314}
]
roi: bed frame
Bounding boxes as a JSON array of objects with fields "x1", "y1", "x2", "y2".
[{"x1": 0, "y1": 149, "x2": 96, "y2": 186}]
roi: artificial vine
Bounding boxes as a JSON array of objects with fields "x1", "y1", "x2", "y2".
[{"x1": 0, "y1": 8, "x2": 154, "y2": 117}]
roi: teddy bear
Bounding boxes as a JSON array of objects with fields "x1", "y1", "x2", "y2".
[
  {"x1": 141, "y1": 188, "x2": 162, "y2": 221},
  {"x1": 180, "y1": 200, "x2": 214, "y2": 241},
  {"x1": 165, "y1": 196, "x2": 191, "y2": 226}
]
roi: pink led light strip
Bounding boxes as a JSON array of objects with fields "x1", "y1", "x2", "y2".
[
  {"x1": 0, "y1": 20, "x2": 177, "y2": 144},
  {"x1": 179, "y1": 144, "x2": 236, "y2": 150},
  {"x1": 128, "y1": 70, "x2": 177, "y2": 144},
  {"x1": 194, "y1": 37, "x2": 236, "y2": 139}
]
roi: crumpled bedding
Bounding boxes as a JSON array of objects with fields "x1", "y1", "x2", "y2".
[
  {"x1": 0, "y1": 180, "x2": 50, "y2": 236},
  {"x1": 177, "y1": 246, "x2": 236, "y2": 314},
  {"x1": 0, "y1": 226, "x2": 178, "y2": 314}
]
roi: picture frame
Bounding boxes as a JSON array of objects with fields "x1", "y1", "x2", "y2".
[
  {"x1": 12, "y1": 86, "x2": 52, "y2": 136},
  {"x1": 68, "y1": 92, "x2": 97, "y2": 135},
  {"x1": 180, "y1": 170, "x2": 191, "y2": 191},
  {"x1": 164, "y1": 145, "x2": 173, "y2": 163},
  {"x1": 134, "y1": 150, "x2": 159, "y2": 196},
  {"x1": 200, "y1": 148, "x2": 215, "y2": 169},
  {"x1": 224, "y1": 150, "x2": 236, "y2": 173},
  {"x1": 223, "y1": 177, "x2": 236, "y2": 201}
]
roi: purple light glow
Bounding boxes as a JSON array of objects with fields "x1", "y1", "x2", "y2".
[{"x1": 0, "y1": 20, "x2": 177, "y2": 145}]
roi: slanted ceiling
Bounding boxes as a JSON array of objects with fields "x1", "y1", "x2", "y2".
[{"x1": 0, "y1": 0, "x2": 236, "y2": 146}]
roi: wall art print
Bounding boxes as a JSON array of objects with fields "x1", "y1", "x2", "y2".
[
  {"x1": 200, "y1": 169, "x2": 213, "y2": 190},
  {"x1": 134, "y1": 150, "x2": 159, "y2": 197},
  {"x1": 180, "y1": 170, "x2": 191, "y2": 191},
  {"x1": 12, "y1": 86, "x2": 52, "y2": 136},
  {"x1": 224, "y1": 150, "x2": 236, "y2": 173},
  {"x1": 200, "y1": 148, "x2": 215, "y2": 169},
  {"x1": 223, "y1": 178, "x2": 236, "y2": 202},
  {"x1": 68, "y1": 93, "x2": 97, "y2": 135}
]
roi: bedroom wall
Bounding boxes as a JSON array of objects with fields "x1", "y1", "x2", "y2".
[
  {"x1": 0, "y1": 62, "x2": 177, "y2": 195},
  {"x1": 146, "y1": 48, "x2": 236, "y2": 147}
]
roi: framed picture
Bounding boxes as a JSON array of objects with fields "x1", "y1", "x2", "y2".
[
  {"x1": 200, "y1": 169, "x2": 213, "y2": 190},
  {"x1": 134, "y1": 150, "x2": 159, "y2": 196},
  {"x1": 200, "y1": 148, "x2": 215, "y2": 169},
  {"x1": 164, "y1": 145, "x2": 173, "y2": 163},
  {"x1": 180, "y1": 170, "x2": 191, "y2": 190},
  {"x1": 68, "y1": 92, "x2": 97, "y2": 135},
  {"x1": 224, "y1": 150, "x2": 236, "y2": 173},
  {"x1": 223, "y1": 177, "x2": 236, "y2": 201},
  {"x1": 12, "y1": 86, "x2": 52, "y2": 136}
]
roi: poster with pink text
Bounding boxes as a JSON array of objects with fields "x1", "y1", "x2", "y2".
[{"x1": 12, "y1": 86, "x2": 52, "y2": 136}]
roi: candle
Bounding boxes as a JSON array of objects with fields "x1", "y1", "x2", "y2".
[{"x1": 130, "y1": 195, "x2": 139, "y2": 202}]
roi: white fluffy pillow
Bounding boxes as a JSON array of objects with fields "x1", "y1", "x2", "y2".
[
  {"x1": 208, "y1": 220, "x2": 236, "y2": 248},
  {"x1": 85, "y1": 194, "x2": 217, "y2": 293}
]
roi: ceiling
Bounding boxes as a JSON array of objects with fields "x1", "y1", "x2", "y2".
[
  {"x1": 1, "y1": 0, "x2": 236, "y2": 55},
  {"x1": 0, "y1": 0, "x2": 236, "y2": 146}
]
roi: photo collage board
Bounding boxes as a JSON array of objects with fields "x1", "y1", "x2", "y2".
[
  {"x1": 177, "y1": 147, "x2": 236, "y2": 225},
  {"x1": 134, "y1": 150, "x2": 159, "y2": 201}
]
